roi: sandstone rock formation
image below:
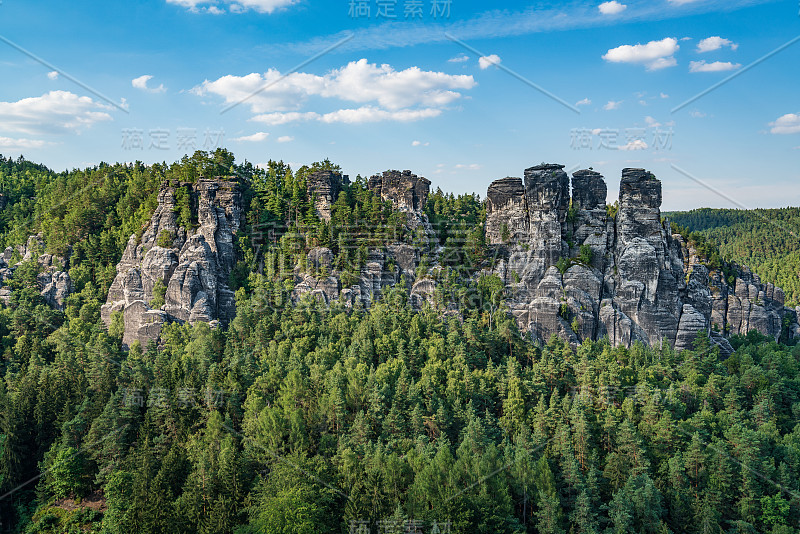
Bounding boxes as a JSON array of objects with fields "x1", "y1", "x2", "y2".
[
  {"x1": 489, "y1": 165, "x2": 800, "y2": 351},
  {"x1": 95, "y1": 164, "x2": 800, "y2": 354},
  {"x1": 101, "y1": 178, "x2": 242, "y2": 348},
  {"x1": 290, "y1": 171, "x2": 433, "y2": 308},
  {"x1": 0, "y1": 235, "x2": 74, "y2": 309},
  {"x1": 307, "y1": 170, "x2": 349, "y2": 222},
  {"x1": 368, "y1": 170, "x2": 431, "y2": 229}
]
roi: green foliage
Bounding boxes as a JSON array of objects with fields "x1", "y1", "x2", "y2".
[
  {"x1": 566, "y1": 200, "x2": 578, "y2": 224},
  {"x1": 668, "y1": 207, "x2": 800, "y2": 305},
  {"x1": 606, "y1": 201, "x2": 619, "y2": 219},
  {"x1": 556, "y1": 257, "x2": 570, "y2": 274},
  {"x1": 157, "y1": 229, "x2": 174, "y2": 248},
  {"x1": 501, "y1": 223, "x2": 510, "y2": 243},
  {"x1": 0, "y1": 152, "x2": 799, "y2": 534},
  {"x1": 150, "y1": 279, "x2": 166, "y2": 309},
  {"x1": 578, "y1": 244, "x2": 593, "y2": 265}
]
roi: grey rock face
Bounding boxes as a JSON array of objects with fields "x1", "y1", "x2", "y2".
[
  {"x1": 368, "y1": 170, "x2": 431, "y2": 214},
  {"x1": 292, "y1": 174, "x2": 431, "y2": 309},
  {"x1": 38, "y1": 271, "x2": 74, "y2": 310},
  {"x1": 523, "y1": 164, "x2": 570, "y2": 283},
  {"x1": 307, "y1": 170, "x2": 349, "y2": 222},
  {"x1": 486, "y1": 177, "x2": 527, "y2": 245},
  {"x1": 101, "y1": 178, "x2": 243, "y2": 348},
  {"x1": 487, "y1": 164, "x2": 800, "y2": 350},
  {"x1": 0, "y1": 234, "x2": 74, "y2": 309}
]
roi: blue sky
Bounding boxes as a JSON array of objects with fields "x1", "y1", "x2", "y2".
[{"x1": 0, "y1": 0, "x2": 798, "y2": 210}]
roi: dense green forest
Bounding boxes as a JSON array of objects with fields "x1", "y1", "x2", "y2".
[
  {"x1": 0, "y1": 152, "x2": 798, "y2": 533},
  {"x1": 667, "y1": 208, "x2": 800, "y2": 307}
]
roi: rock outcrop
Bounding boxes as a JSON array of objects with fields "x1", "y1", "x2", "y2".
[
  {"x1": 490, "y1": 165, "x2": 800, "y2": 351},
  {"x1": 0, "y1": 235, "x2": 74, "y2": 309},
  {"x1": 368, "y1": 170, "x2": 431, "y2": 229},
  {"x1": 101, "y1": 178, "x2": 242, "y2": 348},
  {"x1": 291, "y1": 172, "x2": 433, "y2": 308},
  {"x1": 307, "y1": 170, "x2": 349, "y2": 222},
  {"x1": 486, "y1": 177, "x2": 527, "y2": 245},
  {"x1": 95, "y1": 164, "x2": 800, "y2": 353}
]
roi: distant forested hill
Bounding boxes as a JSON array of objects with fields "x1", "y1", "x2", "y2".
[{"x1": 666, "y1": 207, "x2": 800, "y2": 306}]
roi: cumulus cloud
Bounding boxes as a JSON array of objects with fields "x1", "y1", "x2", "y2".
[
  {"x1": 319, "y1": 107, "x2": 442, "y2": 124},
  {"x1": 47, "y1": 71, "x2": 59, "y2": 80},
  {"x1": 454, "y1": 163, "x2": 481, "y2": 170},
  {"x1": 478, "y1": 54, "x2": 502, "y2": 69},
  {"x1": 689, "y1": 60, "x2": 741, "y2": 72},
  {"x1": 604, "y1": 100, "x2": 622, "y2": 110},
  {"x1": 196, "y1": 59, "x2": 474, "y2": 112},
  {"x1": 166, "y1": 0, "x2": 296, "y2": 14},
  {"x1": 232, "y1": 131, "x2": 269, "y2": 142},
  {"x1": 697, "y1": 36, "x2": 738, "y2": 53},
  {"x1": 660, "y1": 92, "x2": 669, "y2": 98},
  {"x1": 252, "y1": 107, "x2": 443, "y2": 125},
  {"x1": 0, "y1": 136, "x2": 49, "y2": 150},
  {"x1": 0, "y1": 91, "x2": 113, "y2": 135},
  {"x1": 576, "y1": 98, "x2": 591, "y2": 107},
  {"x1": 197, "y1": 59, "x2": 474, "y2": 124},
  {"x1": 644, "y1": 116, "x2": 660, "y2": 127},
  {"x1": 276, "y1": 135, "x2": 294, "y2": 142},
  {"x1": 769, "y1": 113, "x2": 800, "y2": 135},
  {"x1": 412, "y1": 140, "x2": 429, "y2": 146},
  {"x1": 448, "y1": 54, "x2": 469, "y2": 63},
  {"x1": 602, "y1": 37, "x2": 679, "y2": 70},
  {"x1": 598, "y1": 1, "x2": 626, "y2": 15},
  {"x1": 132, "y1": 75, "x2": 166, "y2": 93}
]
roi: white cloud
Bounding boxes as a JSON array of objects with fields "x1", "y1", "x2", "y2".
[
  {"x1": 576, "y1": 98, "x2": 591, "y2": 107},
  {"x1": 689, "y1": 60, "x2": 741, "y2": 72},
  {"x1": 769, "y1": 113, "x2": 800, "y2": 135},
  {"x1": 598, "y1": 1, "x2": 627, "y2": 15},
  {"x1": 232, "y1": 131, "x2": 269, "y2": 142},
  {"x1": 199, "y1": 59, "x2": 473, "y2": 125},
  {"x1": 604, "y1": 100, "x2": 622, "y2": 110},
  {"x1": 251, "y1": 111, "x2": 320, "y2": 125},
  {"x1": 196, "y1": 59, "x2": 474, "y2": 114},
  {"x1": 690, "y1": 110, "x2": 707, "y2": 118},
  {"x1": 448, "y1": 54, "x2": 469, "y2": 63},
  {"x1": 47, "y1": 71, "x2": 59, "y2": 80},
  {"x1": 619, "y1": 139, "x2": 648, "y2": 150},
  {"x1": 166, "y1": 0, "x2": 296, "y2": 14},
  {"x1": 252, "y1": 107, "x2": 443, "y2": 125},
  {"x1": 319, "y1": 107, "x2": 442, "y2": 124},
  {"x1": 478, "y1": 54, "x2": 502, "y2": 70},
  {"x1": 0, "y1": 91, "x2": 113, "y2": 135},
  {"x1": 602, "y1": 37, "x2": 679, "y2": 70},
  {"x1": 412, "y1": 140, "x2": 429, "y2": 146},
  {"x1": 645, "y1": 116, "x2": 660, "y2": 127},
  {"x1": 0, "y1": 136, "x2": 48, "y2": 150},
  {"x1": 660, "y1": 92, "x2": 669, "y2": 98},
  {"x1": 132, "y1": 74, "x2": 166, "y2": 93},
  {"x1": 276, "y1": 135, "x2": 294, "y2": 143},
  {"x1": 454, "y1": 163, "x2": 482, "y2": 170},
  {"x1": 697, "y1": 36, "x2": 738, "y2": 53}
]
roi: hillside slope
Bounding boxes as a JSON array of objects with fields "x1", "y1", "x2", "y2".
[{"x1": 667, "y1": 207, "x2": 800, "y2": 306}]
